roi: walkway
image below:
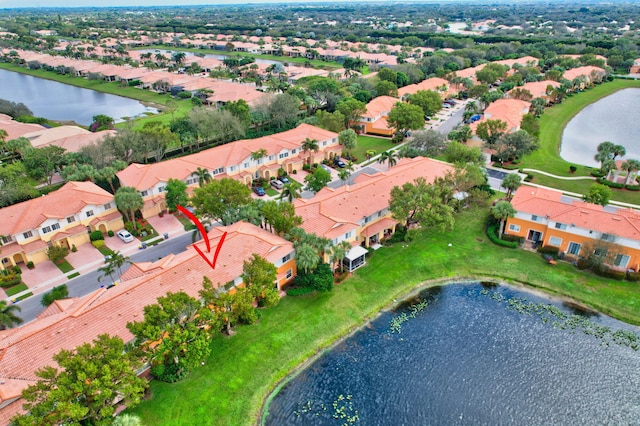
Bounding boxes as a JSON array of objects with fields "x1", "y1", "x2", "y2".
[{"x1": 521, "y1": 168, "x2": 596, "y2": 181}]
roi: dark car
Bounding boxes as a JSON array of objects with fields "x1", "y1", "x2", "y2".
[
  {"x1": 334, "y1": 158, "x2": 346, "y2": 168},
  {"x1": 252, "y1": 186, "x2": 266, "y2": 196},
  {"x1": 278, "y1": 176, "x2": 290, "y2": 185},
  {"x1": 445, "y1": 99, "x2": 457, "y2": 106}
]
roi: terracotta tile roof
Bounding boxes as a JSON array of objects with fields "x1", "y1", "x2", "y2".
[
  {"x1": 508, "y1": 80, "x2": 559, "y2": 99},
  {"x1": 294, "y1": 157, "x2": 454, "y2": 239},
  {"x1": 511, "y1": 187, "x2": 640, "y2": 240},
  {"x1": 398, "y1": 77, "x2": 449, "y2": 98},
  {"x1": 0, "y1": 222, "x2": 292, "y2": 419},
  {"x1": 563, "y1": 66, "x2": 605, "y2": 81},
  {"x1": 362, "y1": 96, "x2": 398, "y2": 119},
  {"x1": 361, "y1": 217, "x2": 398, "y2": 237},
  {"x1": 118, "y1": 124, "x2": 338, "y2": 191},
  {"x1": 24, "y1": 126, "x2": 116, "y2": 153},
  {"x1": 471, "y1": 99, "x2": 531, "y2": 133},
  {"x1": 0, "y1": 115, "x2": 45, "y2": 141},
  {"x1": 0, "y1": 181, "x2": 115, "y2": 236}
]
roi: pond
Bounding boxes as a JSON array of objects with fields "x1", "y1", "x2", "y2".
[
  {"x1": 0, "y1": 68, "x2": 158, "y2": 126},
  {"x1": 264, "y1": 283, "x2": 640, "y2": 425},
  {"x1": 561, "y1": 88, "x2": 640, "y2": 167}
]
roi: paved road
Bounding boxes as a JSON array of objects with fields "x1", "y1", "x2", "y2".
[
  {"x1": 433, "y1": 104, "x2": 465, "y2": 135},
  {"x1": 16, "y1": 231, "x2": 197, "y2": 324}
]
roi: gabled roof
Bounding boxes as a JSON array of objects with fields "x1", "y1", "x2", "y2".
[
  {"x1": 472, "y1": 98, "x2": 531, "y2": 133},
  {"x1": 0, "y1": 181, "x2": 115, "y2": 236},
  {"x1": 511, "y1": 186, "x2": 640, "y2": 241},
  {"x1": 563, "y1": 66, "x2": 606, "y2": 81},
  {"x1": 398, "y1": 77, "x2": 449, "y2": 98},
  {"x1": 362, "y1": 96, "x2": 398, "y2": 119},
  {"x1": 508, "y1": 80, "x2": 560, "y2": 99}
]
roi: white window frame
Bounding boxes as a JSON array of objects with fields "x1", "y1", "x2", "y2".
[
  {"x1": 614, "y1": 254, "x2": 630, "y2": 268},
  {"x1": 549, "y1": 236, "x2": 562, "y2": 247},
  {"x1": 567, "y1": 242, "x2": 581, "y2": 256},
  {"x1": 86, "y1": 210, "x2": 94, "y2": 217},
  {"x1": 508, "y1": 224, "x2": 520, "y2": 232}
]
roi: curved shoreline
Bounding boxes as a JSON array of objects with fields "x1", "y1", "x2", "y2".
[{"x1": 257, "y1": 275, "x2": 605, "y2": 425}]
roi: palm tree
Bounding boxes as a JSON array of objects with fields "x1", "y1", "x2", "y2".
[
  {"x1": 295, "y1": 243, "x2": 320, "y2": 273},
  {"x1": 602, "y1": 158, "x2": 617, "y2": 181},
  {"x1": 97, "y1": 260, "x2": 117, "y2": 285},
  {"x1": 338, "y1": 169, "x2": 351, "y2": 186},
  {"x1": 501, "y1": 173, "x2": 522, "y2": 200},
  {"x1": 491, "y1": 201, "x2": 516, "y2": 240},
  {"x1": 0, "y1": 300, "x2": 22, "y2": 330},
  {"x1": 301, "y1": 138, "x2": 319, "y2": 166},
  {"x1": 172, "y1": 51, "x2": 186, "y2": 66},
  {"x1": 611, "y1": 144, "x2": 626, "y2": 161},
  {"x1": 595, "y1": 141, "x2": 615, "y2": 171},
  {"x1": 378, "y1": 150, "x2": 398, "y2": 168},
  {"x1": 330, "y1": 240, "x2": 352, "y2": 273},
  {"x1": 192, "y1": 167, "x2": 212, "y2": 187},
  {"x1": 250, "y1": 148, "x2": 268, "y2": 182},
  {"x1": 114, "y1": 187, "x2": 144, "y2": 230},
  {"x1": 280, "y1": 182, "x2": 302, "y2": 202},
  {"x1": 621, "y1": 159, "x2": 640, "y2": 185},
  {"x1": 109, "y1": 250, "x2": 132, "y2": 277}
]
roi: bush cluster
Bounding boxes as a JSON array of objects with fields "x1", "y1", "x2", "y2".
[
  {"x1": 537, "y1": 245, "x2": 560, "y2": 256},
  {"x1": 41, "y1": 285, "x2": 69, "y2": 307},
  {"x1": 386, "y1": 225, "x2": 408, "y2": 244},
  {"x1": 597, "y1": 178, "x2": 624, "y2": 189},
  {"x1": 286, "y1": 286, "x2": 316, "y2": 297},
  {"x1": 293, "y1": 263, "x2": 333, "y2": 292},
  {"x1": 0, "y1": 269, "x2": 21, "y2": 288},
  {"x1": 486, "y1": 224, "x2": 518, "y2": 248},
  {"x1": 92, "y1": 240, "x2": 105, "y2": 249},
  {"x1": 89, "y1": 230, "x2": 104, "y2": 242},
  {"x1": 593, "y1": 267, "x2": 626, "y2": 280}
]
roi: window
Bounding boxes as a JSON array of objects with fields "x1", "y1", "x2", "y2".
[
  {"x1": 140, "y1": 190, "x2": 148, "y2": 197},
  {"x1": 594, "y1": 248, "x2": 608, "y2": 257},
  {"x1": 508, "y1": 224, "x2": 520, "y2": 232},
  {"x1": 614, "y1": 254, "x2": 630, "y2": 268},
  {"x1": 41, "y1": 226, "x2": 52, "y2": 234},
  {"x1": 103, "y1": 202, "x2": 112, "y2": 209},
  {"x1": 323, "y1": 141, "x2": 327, "y2": 146},
  {"x1": 66, "y1": 216, "x2": 76, "y2": 224},
  {"x1": 286, "y1": 269, "x2": 293, "y2": 279},
  {"x1": 364, "y1": 216, "x2": 371, "y2": 224},
  {"x1": 282, "y1": 253, "x2": 291, "y2": 263},
  {"x1": 291, "y1": 149, "x2": 297, "y2": 154},
  {"x1": 549, "y1": 236, "x2": 562, "y2": 247},
  {"x1": 1, "y1": 235, "x2": 12, "y2": 244},
  {"x1": 86, "y1": 210, "x2": 94, "y2": 217},
  {"x1": 345, "y1": 231, "x2": 352, "y2": 239},
  {"x1": 23, "y1": 231, "x2": 33, "y2": 239},
  {"x1": 269, "y1": 155, "x2": 275, "y2": 161},
  {"x1": 567, "y1": 242, "x2": 581, "y2": 256},
  {"x1": 158, "y1": 187, "x2": 165, "y2": 193},
  {"x1": 531, "y1": 215, "x2": 538, "y2": 222},
  {"x1": 229, "y1": 166, "x2": 236, "y2": 172},
  {"x1": 213, "y1": 167, "x2": 224, "y2": 175},
  {"x1": 187, "y1": 177, "x2": 198, "y2": 185},
  {"x1": 51, "y1": 223, "x2": 60, "y2": 231},
  {"x1": 602, "y1": 233, "x2": 615, "y2": 242},
  {"x1": 554, "y1": 222, "x2": 567, "y2": 230},
  {"x1": 278, "y1": 152, "x2": 289, "y2": 159},
  {"x1": 243, "y1": 162, "x2": 249, "y2": 168}
]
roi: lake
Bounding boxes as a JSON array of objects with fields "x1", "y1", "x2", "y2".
[
  {"x1": 264, "y1": 283, "x2": 640, "y2": 425},
  {"x1": 561, "y1": 88, "x2": 640, "y2": 167},
  {"x1": 0, "y1": 68, "x2": 158, "y2": 125}
]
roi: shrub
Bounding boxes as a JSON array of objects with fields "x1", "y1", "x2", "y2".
[
  {"x1": 569, "y1": 165, "x2": 577, "y2": 173},
  {"x1": 46, "y1": 245, "x2": 69, "y2": 264},
  {"x1": 177, "y1": 91, "x2": 193, "y2": 99},
  {"x1": 537, "y1": 245, "x2": 560, "y2": 256},
  {"x1": 386, "y1": 225, "x2": 408, "y2": 244},
  {"x1": 13, "y1": 265, "x2": 21, "y2": 274},
  {"x1": 92, "y1": 240, "x2": 105, "y2": 249},
  {"x1": 576, "y1": 258, "x2": 589, "y2": 270},
  {"x1": 107, "y1": 230, "x2": 115, "y2": 237},
  {"x1": 292, "y1": 169, "x2": 297, "y2": 174},
  {"x1": 486, "y1": 224, "x2": 518, "y2": 248},
  {"x1": 71, "y1": 244, "x2": 77, "y2": 253},
  {"x1": 26, "y1": 261, "x2": 35, "y2": 269},
  {"x1": 593, "y1": 267, "x2": 626, "y2": 280},
  {"x1": 0, "y1": 269, "x2": 21, "y2": 288},
  {"x1": 524, "y1": 174, "x2": 534, "y2": 182},
  {"x1": 286, "y1": 287, "x2": 316, "y2": 296},
  {"x1": 597, "y1": 178, "x2": 624, "y2": 189},
  {"x1": 41, "y1": 284, "x2": 69, "y2": 307},
  {"x1": 294, "y1": 263, "x2": 333, "y2": 292},
  {"x1": 625, "y1": 184, "x2": 640, "y2": 191},
  {"x1": 591, "y1": 170, "x2": 606, "y2": 178},
  {"x1": 627, "y1": 271, "x2": 640, "y2": 282}
]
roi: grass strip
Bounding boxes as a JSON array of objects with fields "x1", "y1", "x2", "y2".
[
  {"x1": 128, "y1": 208, "x2": 640, "y2": 426},
  {"x1": 55, "y1": 260, "x2": 74, "y2": 274},
  {"x1": 4, "y1": 283, "x2": 28, "y2": 297}
]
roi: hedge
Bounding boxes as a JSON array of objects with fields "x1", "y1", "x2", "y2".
[
  {"x1": 537, "y1": 245, "x2": 560, "y2": 256},
  {"x1": 89, "y1": 230, "x2": 104, "y2": 242},
  {"x1": 625, "y1": 184, "x2": 640, "y2": 191},
  {"x1": 597, "y1": 178, "x2": 624, "y2": 189},
  {"x1": 486, "y1": 223, "x2": 518, "y2": 248},
  {"x1": 593, "y1": 267, "x2": 626, "y2": 281},
  {"x1": 285, "y1": 287, "x2": 316, "y2": 297},
  {"x1": 627, "y1": 271, "x2": 640, "y2": 282},
  {"x1": 591, "y1": 170, "x2": 606, "y2": 178}
]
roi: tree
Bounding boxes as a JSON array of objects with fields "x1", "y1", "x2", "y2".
[
  {"x1": 279, "y1": 181, "x2": 302, "y2": 202},
  {"x1": 46, "y1": 245, "x2": 69, "y2": 264},
  {"x1": 250, "y1": 148, "x2": 268, "y2": 181},
  {"x1": 494, "y1": 130, "x2": 538, "y2": 160},
  {"x1": 301, "y1": 137, "x2": 320, "y2": 165},
  {"x1": 22, "y1": 145, "x2": 67, "y2": 185},
  {"x1": 491, "y1": 201, "x2": 516, "y2": 240},
  {"x1": 191, "y1": 178, "x2": 252, "y2": 223},
  {"x1": 224, "y1": 99, "x2": 251, "y2": 128},
  {"x1": 336, "y1": 98, "x2": 367, "y2": 128},
  {"x1": 408, "y1": 90, "x2": 442, "y2": 117},
  {"x1": 41, "y1": 284, "x2": 69, "y2": 307},
  {"x1": 164, "y1": 178, "x2": 188, "y2": 213},
  {"x1": 475, "y1": 63, "x2": 508, "y2": 85},
  {"x1": 112, "y1": 414, "x2": 143, "y2": 426},
  {"x1": 520, "y1": 113, "x2": 540, "y2": 138},
  {"x1": 476, "y1": 119, "x2": 508, "y2": 145},
  {"x1": 172, "y1": 51, "x2": 186, "y2": 65},
  {"x1": 501, "y1": 173, "x2": 522, "y2": 200},
  {"x1": 12, "y1": 334, "x2": 147, "y2": 426},
  {"x1": 114, "y1": 187, "x2": 144, "y2": 229},
  {"x1": 89, "y1": 114, "x2": 114, "y2": 132},
  {"x1": 595, "y1": 141, "x2": 615, "y2": 170},
  {"x1": 0, "y1": 300, "x2": 22, "y2": 330},
  {"x1": 295, "y1": 243, "x2": 320, "y2": 273},
  {"x1": 443, "y1": 141, "x2": 485, "y2": 165},
  {"x1": 509, "y1": 88, "x2": 533, "y2": 101},
  {"x1": 0, "y1": 162, "x2": 38, "y2": 207},
  {"x1": 447, "y1": 125, "x2": 473, "y2": 143},
  {"x1": 261, "y1": 200, "x2": 302, "y2": 235},
  {"x1": 583, "y1": 183, "x2": 612, "y2": 206},
  {"x1": 338, "y1": 129, "x2": 357, "y2": 155},
  {"x1": 343, "y1": 57, "x2": 365, "y2": 76},
  {"x1": 137, "y1": 121, "x2": 179, "y2": 163},
  {"x1": 242, "y1": 253, "x2": 279, "y2": 307},
  {"x1": 338, "y1": 169, "x2": 351, "y2": 186},
  {"x1": 621, "y1": 159, "x2": 640, "y2": 185},
  {"x1": 378, "y1": 150, "x2": 399, "y2": 168},
  {"x1": 374, "y1": 80, "x2": 398, "y2": 97},
  {"x1": 399, "y1": 129, "x2": 446, "y2": 158},
  {"x1": 315, "y1": 110, "x2": 346, "y2": 133},
  {"x1": 266, "y1": 93, "x2": 301, "y2": 129},
  {"x1": 387, "y1": 103, "x2": 425, "y2": 139},
  {"x1": 330, "y1": 240, "x2": 352, "y2": 273},
  {"x1": 192, "y1": 167, "x2": 212, "y2": 187},
  {"x1": 304, "y1": 167, "x2": 332, "y2": 192},
  {"x1": 389, "y1": 177, "x2": 455, "y2": 232}
]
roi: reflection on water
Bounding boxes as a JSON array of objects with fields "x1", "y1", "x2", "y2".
[
  {"x1": 561, "y1": 88, "x2": 640, "y2": 167},
  {"x1": 0, "y1": 69, "x2": 158, "y2": 125},
  {"x1": 265, "y1": 283, "x2": 640, "y2": 425}
]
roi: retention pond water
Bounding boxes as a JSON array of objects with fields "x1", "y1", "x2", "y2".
[{"x1": 264, "y1": 282, "x2": 640, "y2": 425}]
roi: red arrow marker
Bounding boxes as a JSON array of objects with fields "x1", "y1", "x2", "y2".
[{"x1": 177, "y1": 205, "x2": 227, "y2": 270}]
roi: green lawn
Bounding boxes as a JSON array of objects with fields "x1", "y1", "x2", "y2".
[
  {"x1": 351, "y1": 135, "x2": 395, "y2": 163},
  {"x1": 520, "y1": 78, "x2": 640, "y2": 203},
  {"x1": 128, "y1": 207, "x2": 640, "y2": 426},
  {"x1": 55, "y1": 260, "x2": 74, "y2": 274},
  {"x1": 96, "y1": 244, "x2": 115, "y2": 257},
  {"x1": 265, "y1": 188, "x2": 279, "y2": 197},
  {"x1": 4, "y1": 283, "x2": 28, "y2": 297}
]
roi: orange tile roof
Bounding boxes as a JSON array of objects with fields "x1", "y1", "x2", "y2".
[
  {"x1": 511, "y1": 186, "x2": 640, "y2": 240},
  {"x1": 0, "y1": 181, "x2": 115, "y2": 236},
  {"x1": 508, "y1": 80, "x2": 559, "y2": 99},
  {"x1": 0, "y1": 222, "x2": 292, "y2": 419},
  {"x1": 362, "y1": 96, "x2": 398, "y2": 119},
  {"x1": 117, "y1": 124, "x2": 338, "y2": 191},
  {"x1": 0, "y1": 114, "x2": 45, "y2": 141},
  {"x1": 294, "y1": 157, "x2": 454, "y2": 239},
  {"x1": 563, "y1": 66, "x2": 605, "y2": 81},
  {"x1": 472, "y1": 99, "x2": 531, "y2": 133},
  {"x1": 398, "y1": 77, "x2": 449, "y2": 98}
]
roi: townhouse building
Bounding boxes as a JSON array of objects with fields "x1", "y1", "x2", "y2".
[
  {"x1": 117, "y1": 124, "x2": 339, "y2": 218},
  {"x1": 505, "y1": 186, "x2": 640, "y2": 271},
  {"x1": 358, "y1": 96, "x2": 398, "y2": 136},
  {"x1": 0, "y1": 182, "x2": 123, "y2": 270}
]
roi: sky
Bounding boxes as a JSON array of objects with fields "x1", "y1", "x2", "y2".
[{"x1": 3, "y1": 0, "x2": 404, "y2": 8}]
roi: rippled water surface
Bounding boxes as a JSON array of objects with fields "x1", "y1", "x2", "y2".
[
  {"x1": 265, "y1": 283, "x2": 640, "y2": 425},
  {"x1": 561, "y1": 88, "x2": 640, "y2": 167},
  {"x1": 0, "y1": 69, "x2": 157, "y2": 125}
]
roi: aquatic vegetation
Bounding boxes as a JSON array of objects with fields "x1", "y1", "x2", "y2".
[
  {"x1": 292, "y1": 394, "x2": 359, "y2": 424},
  {"x1": 389, "y1": 299, "x2": 431, "y2": 334},
  {"x1": 483, "y1": 290, "x2": 640, "y2": 350}
]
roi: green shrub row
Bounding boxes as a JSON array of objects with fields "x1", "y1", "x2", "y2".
[
  {"x1": 625, "y1": 184, "x2": 640, "y2": 191},
  {"x1": 285, "y1": 287, "x2": 316, "y2": 297},
  {"x1": 537, "y1": 245, "x2": 560, "y2": 256},
  {"x1": 293, "y1": 263, "x2": 334, "y2": 292},
  {"x1": 591, "y1": 170, "x2": 606, "y2": 178},
  {"x1": 593, "y1": 267, "x2": 627, "y2": 280},
  {"x1": 597, "y1": 178, "x2": 624, "y2": 189},
  {"x1": 486, "y1": 224, "x2": 518, "y2": 248},
  {"x1": 89, "y1": 230, "x2": 104, "y2": 242}
]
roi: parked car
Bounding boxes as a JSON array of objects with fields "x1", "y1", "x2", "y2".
[
  {"x1": 278, "y1": 176, "x2": 290, "y2": 185},
  {"x1": 424, "y1": 115, "x2": 431, "y2": 121},
  {"x1": 469, "y1": 114, "x2": 482, "y2": 123},
  {"x1": 252, "y1": 186, "x2": 266, "y2": 196},
  {"x1": 442, "y1": 103, "x2": 451, "y2": 109},
  {"x1": 270, "y1": 179, "x2": 284, "y2": 189},
  {"x1": 445, "y1": 99, "x2": 457, "y2": 106},
  {"x1": 117, "y1": 230, "x2": 134, "y2": 243},
  {"x1": 321, "y1": 164, "x2": 332, "y2": 173},
  {"x1": 334, "y1": 157, "x2": 346, "y2": 168}
]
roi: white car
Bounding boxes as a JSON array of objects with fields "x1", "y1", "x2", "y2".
[
  {"x1": 117, "y1": 230, "x2": 135, "y2": 243},
  {"x1": 270, "y1": 179, "x2": 284, "y2": 189}
]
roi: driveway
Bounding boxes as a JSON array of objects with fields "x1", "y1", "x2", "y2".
[
  {"x1": 20, "y1": 260, "x2": 65, "y2": 296},
  {"x1": 146, "y1": 214, "x2": 184, "y2": 238},
  {"x1": 66, "y1": 242, "x2": 104, "y2": 270}
]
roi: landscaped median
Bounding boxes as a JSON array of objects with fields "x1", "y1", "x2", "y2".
[{"x1": 128, "y1": 208, "x2": 640, "y2": 426}]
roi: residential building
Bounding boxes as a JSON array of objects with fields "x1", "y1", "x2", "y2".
[
  {"x1": 630, "y1": 58, "x2": 640, "y2": 74},
  {"x1": 294, "y1": 157, "x2": 454, "y2": 270},
  {"x1": 117, "y1": 124, "x2": 339, "y2": 218},
  {"x1": 507, "y1": 80, "x2": 560, "y2": 104},
  {"x1": 398, "y1": 77, "x2": 452, "y2": 100},
  {"x1": 358, "y1": 96, "x2": 398, "y2": 136},
  {"x1": 0, "y1": 181, "x2": 123, "y2": 270},
  {"x1": 562, "y1": 66, "x2": 607, "y2": 86},
  {"x1": 505, "y1": 186, "x2": 640, "y2": 271},
  {"x1": 470, "y1": 99, "x2": 531, "y2": 136},
  {"x1": 0, "y1": 222, "x2": 295, "y2": 422}
]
